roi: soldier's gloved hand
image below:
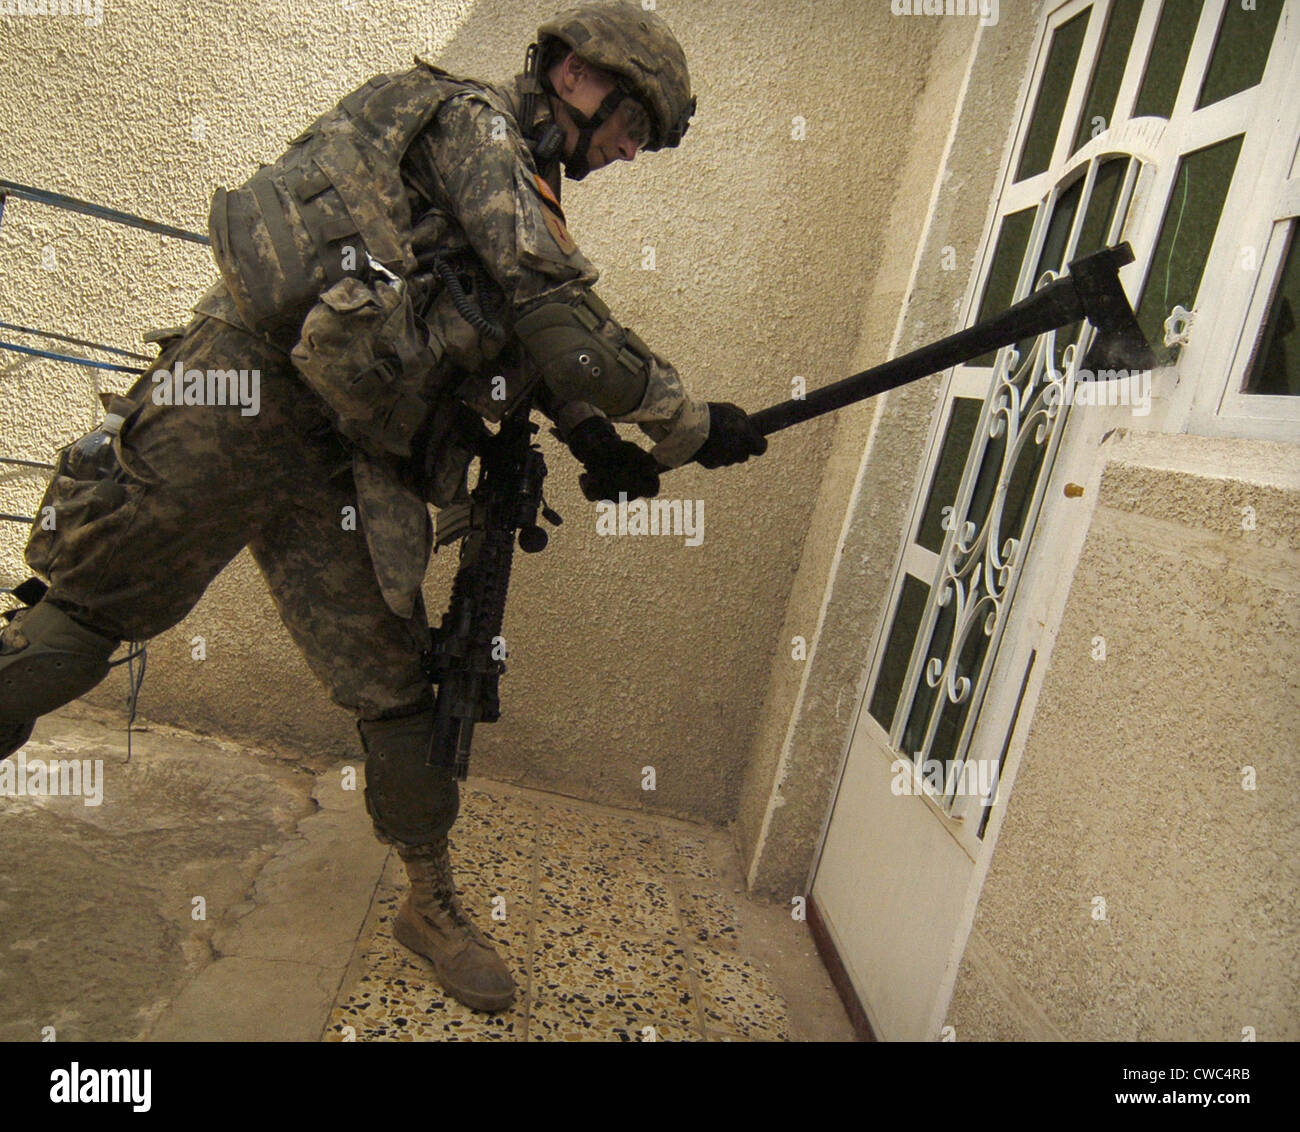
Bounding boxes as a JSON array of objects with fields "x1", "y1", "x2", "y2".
[
  {"x1": 565, "y1": 415, "x2": 661, "y2": 502},
  {"x1": 691, "y1": 402, "x2": 768, "y2": 469}
]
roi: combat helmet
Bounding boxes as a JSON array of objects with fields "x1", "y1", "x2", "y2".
[{"x1": 535, "y1": 2, "x2": 696, "y2": 176}]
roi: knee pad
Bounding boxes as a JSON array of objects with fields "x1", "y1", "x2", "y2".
[
  {"x1": 0, "y1": 601, "x2": 119, "y2": 721},
  {"x1": 358, "y1": 709, "x2": 460, "y2": 847}
]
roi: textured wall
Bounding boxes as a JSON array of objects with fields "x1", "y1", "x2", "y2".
[
  {"x1": 946, "y1": 432, "x2": 1300, "y2": 1040},
  {"x1": 1, "y1": 0, "x2": 940, "y2": 823},
  {"x1": 738, "y1": 2, "x2": 1041, "y2": 894}
]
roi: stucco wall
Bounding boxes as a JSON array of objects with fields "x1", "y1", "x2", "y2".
[
  {"x1": 738, "y1": 2, "x2": 1042, "y2": 894},
  {"x1": 1, "y1": 1, "x2": 943, "y2": 823},
  {"x1": 945, "y1": 432, "x2": 1300, "y2": 1040}
]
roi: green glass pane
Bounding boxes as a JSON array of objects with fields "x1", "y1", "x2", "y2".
[
  {"x1": 1071, "y1": 0, "x2": 1145, "y2": 154},
  {"x1": 955, "y1": 390, "x2": 1050, "y2": 573},
  {"x1": 997, "y1": 408, "x2": 1050, "y2": 549},
  {"x1": 1136, "y1": 134, "x2": 1244, "y2": 365},
  {"x1": 1035, "y1": 176, "x2": 1085, "y2": 278},
  {"x1": 912, "y1": 416, "x2": 1034, "y2": 772},
  {"x1": 917, "y1": 397, "x2": 983, "y2": 554},
  {"x1": 928, "y1": 618, "x2": 995, "y2": 782},
  {"x1": 972, "y1": 207, "x2": 1036, "y2": 367},
  {"x1": 1133, "y1": 0, "x2": 1206, "y2": 119},
  {"x1": 1015, "y1": 8, "x2": 1092, "y2": 183},
  {"x1": 901, "y1": 586, "x2": 957, "y2": 759},
  {"x1": 1244, "y1": 222, "x2": 1300, "y2": 397},
  {"x1": 909, "y1": 408, "x2": 1008, "y2": 758},
  {"x1": 964, "y1": 413, "x2": 1005, "y2": 563},
  {"x1": 1075, "y1": 157, "x2": 1130, "y2": 257},
  {"x1": 1055, "y1": 158, "x2": 1134, "y2": 369},
  {"x1": 1197, "y1": 0, "x2": 1284, "y2": 109},
  {"x1": 869, "y1": 573, "x2": 930, "y2": 734},
  {"x1": 1013, "y1": 177, "x2": 1084, "y2": 368}
]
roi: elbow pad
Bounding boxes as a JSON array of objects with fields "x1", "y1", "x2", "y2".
[{"x1": 513, "y1": 291, "x2": 651, "y2": 417}]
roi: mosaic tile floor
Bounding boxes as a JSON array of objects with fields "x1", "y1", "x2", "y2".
[{"x1": 324, "y1": 782, "x2": 797, "y2": 1042}]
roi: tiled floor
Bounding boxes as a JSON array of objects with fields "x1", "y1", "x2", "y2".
[
  {"x1": 325, "y1": 781, "x2": 832, "y2": 1042},
  {"x1": 2, "y1": 702, "x2": 852, "y2": 1042}
]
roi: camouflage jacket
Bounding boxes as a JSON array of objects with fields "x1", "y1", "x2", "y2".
[{"x1": 195, "y1": 58, "x2": 711, "y2": 618}]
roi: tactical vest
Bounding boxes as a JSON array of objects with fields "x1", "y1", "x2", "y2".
[{"x1": 208, "y1": 60, "x2": 499, "y2": 338}]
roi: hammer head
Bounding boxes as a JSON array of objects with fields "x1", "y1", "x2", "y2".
[{"x1": 1068, "y1": 243, "x2": 1158, "y2": 372}]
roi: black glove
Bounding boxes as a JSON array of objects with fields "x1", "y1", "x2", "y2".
[
  {"x1": 691, "y1": 402, "x2": 767, "y2": 469},
  {"x1": 565, "y1": 415, "x2": 660, "y2": 502}
]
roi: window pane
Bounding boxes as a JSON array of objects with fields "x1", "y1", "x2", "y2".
[
  {"x1": 1135, "y1": 134, "x2": 1244, "y2": 363},
  {"x1": 972, "y1": 207, "x2": 1036, "y2": 367},
  {"x1": 1244, "y1": 221, "x2": 1300, "y2": 396},
  {"x1": 927, "y1": 620, "x2": 994, "y2": 779},
  {"x1": 1012, "y1": 177, "x2": 1084, "y2": 367},
  {"x1": 917, "y1": 398, "x2": 983, "y2": 554},
  {"x1": 1015, "y1": 8, "x2": 1091, "y2": 183},
  {"x1": 901, "y1": 587, "x2": 957, "y2": 758},
  {"x1": 1133, "y1": 0, "x2": 1206, "y2": 119},
  {"x1": 965, "y1": 414, "x2": 1005, "y2": 551},
  {"x1": 869, "y1": 573, "x2": 930, "y2": 733},
  {"x1": 1071, "y1": 0, "x2": 1144, "y2": 154},
  {"x1": 908, "y1": 380, "x2": 1053, "y2": 768},
  {"x1": 1054, "y1": 157, "x2": 1134, "y2": 366},
  {"x1": 1197, "y1": 0, "x2": 1284, "y2": 109},
  {"x1": 1075, "y1": 157, "x2": 1130, "y2": 257},
  {"x1": 1034, "y1": 176, "x2": 1084, "y2": 279},
  {"x1": 998, "y1": 411, "x2": 1050, "y2": 550}
]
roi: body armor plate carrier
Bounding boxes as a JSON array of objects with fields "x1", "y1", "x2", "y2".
[{"x1": 208, "y1": 60, "x2": 494, "y2": 338}]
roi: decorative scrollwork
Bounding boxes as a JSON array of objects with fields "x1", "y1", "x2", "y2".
[{"x1": 910, "y1": 289, "x2": 1084, "y2": 784}]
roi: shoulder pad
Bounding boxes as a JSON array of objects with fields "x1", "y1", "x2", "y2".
[
  {"x1": 413, "y1": 56, "x2": 507, "y2": 107},
  {"x1": 446, "y1": 85, "x2": 518, "y2": 124}
]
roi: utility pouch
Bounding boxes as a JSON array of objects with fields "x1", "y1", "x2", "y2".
[
  {"x1": 24, "y1": 402, "x2": 147, "y2": 584},
  {"x1": 24, "y1": 475, "x2": 134, "y2": 582},
  {"x1": 289, "y1": 275, "x2": 443, "y2": 460}
]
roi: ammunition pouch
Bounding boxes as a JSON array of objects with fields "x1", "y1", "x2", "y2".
[
  {"x1": 513, "y1": 291, "x2": 652, "y2": 417},
  {"x1": 290, "y1": 275, "x2": 442, "y2": 460},
  {"x1": 24, "y1": 399, "x2": 151, "y2": 587}
]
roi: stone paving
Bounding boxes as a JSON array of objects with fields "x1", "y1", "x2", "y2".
[{"x1": 0, "y1": 702, "x2": 853, "y2": 1042}]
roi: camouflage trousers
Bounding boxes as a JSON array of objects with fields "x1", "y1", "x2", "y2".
[{"x1": 22, "y1": 313, "x2": 453, "y2": 842}]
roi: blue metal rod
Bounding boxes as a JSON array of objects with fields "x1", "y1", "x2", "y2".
[
  {"x1": 0, "y1": 456, "x2": 55, "y2": 470},
  {"x1": 0, "y1": 180, "x2": 209, "y2": 245},
  {"x1": 0, "y1": 319, "x2": 153, "y2": 362},
  {"x1": 0, "y1": 339, "x2": 145, "y2": 375}
]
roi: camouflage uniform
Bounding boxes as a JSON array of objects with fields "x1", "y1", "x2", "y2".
[
  {"x1": 1, "y1": 3, "x2": 732, "y2": 1013},
  {"x1": 7, "y1": 55, "x2": 710, "y2": 796}
]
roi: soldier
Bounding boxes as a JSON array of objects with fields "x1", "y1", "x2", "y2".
[{"x1": 0, "y1": 1, "x2": 765, "y2": 1012}]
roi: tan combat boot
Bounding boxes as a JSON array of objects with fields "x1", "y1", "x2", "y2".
[{"x1": 392, "y1": 838, "x2": 516, "y2": 1012}]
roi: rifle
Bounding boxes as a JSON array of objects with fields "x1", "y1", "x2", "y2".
[
  {"x1": 422, "y1": 244, "x2": 1155, "y2": 777},
  {"x1": 422, "y1": 399, "x2": 560, "y2": 780}
]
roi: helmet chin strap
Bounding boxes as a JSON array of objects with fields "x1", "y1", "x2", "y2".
[{"x1": 542, "y1": 75, "x2": 629, "y2": 181}]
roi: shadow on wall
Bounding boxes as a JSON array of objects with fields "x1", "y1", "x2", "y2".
[{"x1": 1, "y1": 0, "x2": 932, "y2": 825}]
